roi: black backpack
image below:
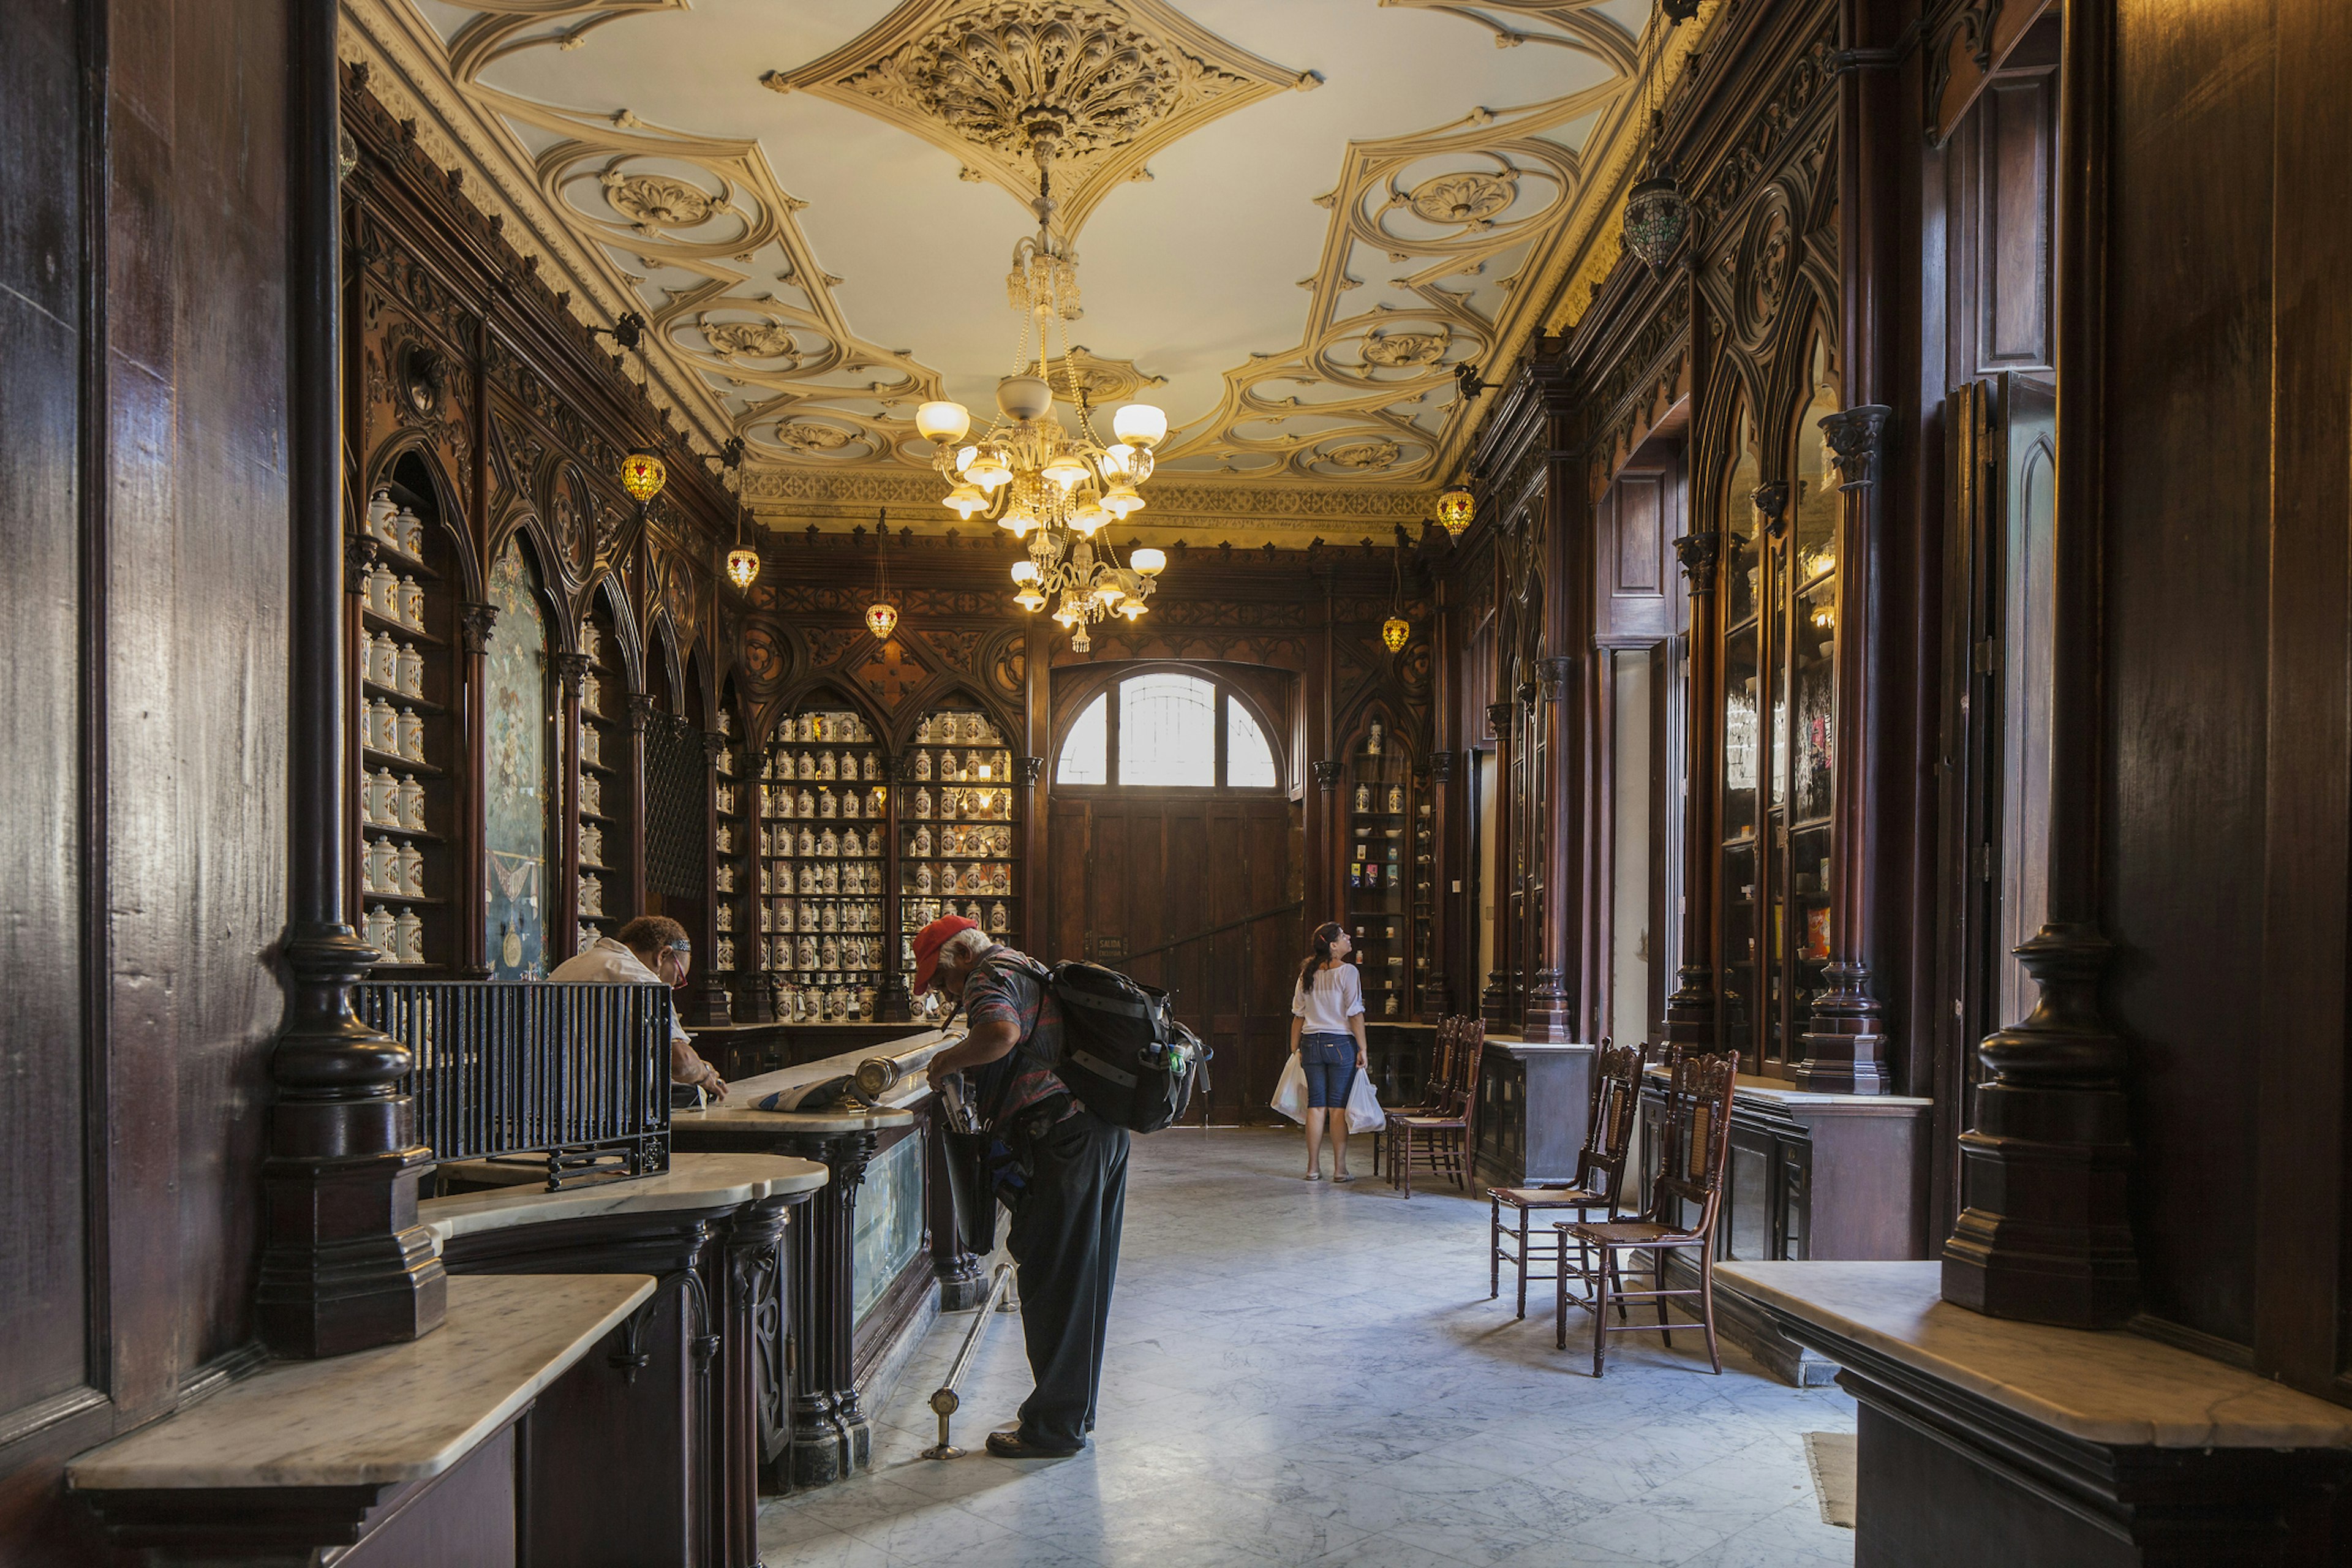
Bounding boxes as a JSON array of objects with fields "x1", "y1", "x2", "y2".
[{"x1": 1046, "y1": 960, "x2": 1208, "y2": 1134}]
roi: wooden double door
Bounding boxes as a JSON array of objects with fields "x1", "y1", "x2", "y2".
[{"x1": 1047, "y1": 794, "x2": 1302, "y2": 1123}]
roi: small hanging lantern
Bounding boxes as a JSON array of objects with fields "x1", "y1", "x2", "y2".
[
  {"x1": 727, "y1": 546, "x2": 760, "y2": 591},
  {"x1": 1623, "y1": 162, "x2": 1691, "y2": 273},
  {"x1": 1381, "y1": 540, "x2": 1411, "y2": 654},
  {"x1": 621, "y1": 446, "x2": 667, "y2": 505},
  {"x1": 865, "y1": 507, "x2": 898, "y2": 641},
  {"x1": 1437, "y1": 484, "x2": 1475, "y2": 536}
]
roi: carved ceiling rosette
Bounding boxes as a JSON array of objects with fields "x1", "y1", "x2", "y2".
[{"x1": 760, "y1": 0, "x2": 1316, "y2": 235}]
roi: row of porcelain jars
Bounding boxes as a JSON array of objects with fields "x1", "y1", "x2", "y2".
[
  {"x1": 778, "y1": 861, "x2": 866, "y2": 896},
  {"x1": 778, "y1": 749, "x2": 883, "y2": 783},
  {"x1": 362, "y1": 562, "x2": 427, "y2": 631},
  {"x1": 363, "y1": 904, "x2": 426, "y2": 965},
  {"x1": 899, "y1": 897, "x2": 1004, "y2": 935},
  {"x1": 362, "y1": 488, "x2": 429, "y2": 559},
  {"x1": 911, "y1": 861, "x2": 1010, "y2": 897},
  {"x1": 774, "y1": 981, "x2": 876, "y2": 1023},
  {"x1": 784, "y1": 711, "x2": 872, "y2": 744},
  {"x1": 362, "y1": 632, "x2": 425, "y2": 698},
  {"x1": 907, "y1": 823, "x2": 1012, "y2": 858},
  {"x1": 361, "y1": 838, "x2": 424, "y2": 899},
  {"x1": 911, "y1": 748, "x2": 1009, "y2": 784},
  {"x1": 766, "y1": 785, "x2": 886, "y2": 820},
  {"x1": 361, "y1": 697, "x2": 426, "y2": 763},
  {"x1": 764, "y1": 899, "x2": 882, "y2": 935},
  {"x1": 774, "y1": 826, "x2": 882, "y2": 859},
  {"x1": 913, "y1": 786, "x2": 1005, "y2": 821},
  {"x1": 363, "y1": 768, "x2": 426, "y2": 832},
  {"x1": 775, "y1": 934, "x2": 880, "y2": 972},
  {"x1": 918, "y1": 712, "x2": 998, "y2": 746}
]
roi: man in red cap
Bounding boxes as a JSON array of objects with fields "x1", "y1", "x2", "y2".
[{"x1": 918, "y1": 914, "x2": 1126, "y2": 1459}]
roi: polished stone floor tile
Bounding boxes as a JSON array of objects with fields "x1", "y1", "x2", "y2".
[{"x1": 758, "y1": 1127, "x2": 1853, "y2": 1567}]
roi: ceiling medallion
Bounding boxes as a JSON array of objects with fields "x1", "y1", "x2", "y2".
[
  {"x1": 911, "y1": 140, "x2": 1169, "y2": 654},
  {"x1": 763, "y1": 0, "x2": 1314, "y2": 234},
  {"x1": 1039, "y1": 345, "x2": 1167, "y2": 406},
  {"x1": 601, "y1": 171, "x2": 718, "y2": 232},
  {"x1": 1406, "y1": 170, "x2": 1516, "y2": 228},
  {"x1": 701, "y1": 319, "x2": 803, "y2": 364},
  {"x1": 1360, "y1": 331, "x2": 1449, "y2": 369},
  {"x1": 775, "y1": 420, "x2": 857, "y2": 454},
  {"x1": 1329, "y1": 440, "x2": 1403, "y2": 472}
]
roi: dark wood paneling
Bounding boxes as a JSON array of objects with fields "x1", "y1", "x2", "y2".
[{"x1": 2101, "y1": 0, "x2": 2276, "y2": 1351}]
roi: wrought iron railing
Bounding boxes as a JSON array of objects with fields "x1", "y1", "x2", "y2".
[{"x1": 355, "y1": 979, "x2": 672, "y2": 1189}]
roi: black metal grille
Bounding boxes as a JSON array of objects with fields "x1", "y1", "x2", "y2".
[
  {"x1": 358, "y1": 979, "x2": 672, "y2": 1188},
  {"x1": 645, "y1": 714, "x2": 707, "y2": 899}
]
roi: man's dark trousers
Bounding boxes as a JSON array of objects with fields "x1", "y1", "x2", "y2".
[{"x1": 1005, "y1": 1108, "x2": 1129, "y2": 1449}]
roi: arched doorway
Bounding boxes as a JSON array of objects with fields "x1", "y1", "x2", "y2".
[{"x1": 1046, "y1": 663, "x2": 1302, "y2": 1122}]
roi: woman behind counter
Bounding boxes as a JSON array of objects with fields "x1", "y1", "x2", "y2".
[{"x1": 1287, "y1": 921, "x2": 1369, "y2": 1182}]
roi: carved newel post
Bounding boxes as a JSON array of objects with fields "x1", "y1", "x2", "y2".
[
  {"x1": 1525, "y1": 654, "x2": 1580, "y2": 1041},
  {"x1": 1664, "y1": 530, "x2": 1723, "y2": 1056},
  {"x1": 256, "y1": 0, "x2": 444, "y2": 1357},
  {"x1": 1796, "y1": 408, "x2": 1892, "y2": 1092},
  {"x1": 1311, "y1": 758, "x2": 1343, "y2": 919},
  {"x1": 1481, "y1": 699, "x2": 1516, "y2": 1027},
  {"x1": 552, "y1": 650, "x2": 590, "y2": 962},
  {"x1": 1423, "y1": 749, "x2": 1455, "y2": 1020}
]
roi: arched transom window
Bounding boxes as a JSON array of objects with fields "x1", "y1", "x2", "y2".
[{"x1": 1056, "y1": 671, "x2": 1281, "y2": 790}]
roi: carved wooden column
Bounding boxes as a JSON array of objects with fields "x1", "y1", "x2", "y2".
[
  {"x1": 628, "y1": 692, "x2": 657, "y2": 934},
  {"x1": 876, "y1": 750, "x2": 919, "y2": 1021},
  {"x1": 1423, "y1": 748, "x2": 1454, "y2": 1020},
  {"x1": 257, "y1": 0, "x2": 445, "y2": 1358},
  {"x1": 1311, "y1": 759, "x2": 1343, "y2": 924},
  {"x1": 788, "y1": 1131, "x2": 876, "y2": 1487},
  {"x1": 1524, "y1": 654, "x2": 1579, "y2": 1041},
  {"x1": 457, "y1": 601, "x2": 496, "y2": 976},
  {"x1": 552, "y1": 649, "x2": 589, "y2": 962},
  {"x1": 1793, "y1": 410, "x2": 1893, "y2": 1091},
  {"x1": 1014, "y1": 754, "x2": 1044, "y2": 960},
  {"x1": 1942, "y1": 0, "x2": 2138, "y2": 1329},
  {"x1": 1481, "y1": 698, "x2": 1515, "y2": 1027},
  {"x1": 1664, "y1": 532, "x2": 1722, "y2": 1055},
  {"x1": 718, "y1": 1196, "x2": 795, "y2": 1521},
  {"x1": 688, "y1": 728, "x2": 733, "y2": 1027}
]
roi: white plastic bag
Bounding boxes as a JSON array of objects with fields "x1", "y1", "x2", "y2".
[
  {"x1": 1344, "y1": 1066, "x2": 1385, "y2": 1134},
  {"x1": 1271, "y1": 1052, "x2": 1308, "y2": 1123}
]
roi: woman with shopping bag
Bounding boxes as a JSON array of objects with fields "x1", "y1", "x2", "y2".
[{"x1": 1281, "y1": 921, "x2": 1370, "y2": 1181}]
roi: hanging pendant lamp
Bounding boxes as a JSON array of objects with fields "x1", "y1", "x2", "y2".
[
  {"x1": 865, "y1": 509, "x2": 899, "y2": 641},
  {"x1": 1382, "y1": 542, "x2": 1412, "y2": 653}
]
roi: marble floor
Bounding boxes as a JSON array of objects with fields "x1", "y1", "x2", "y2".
[{"x1": 759, "y1": 1126, "x2": 1856, "y2": 1567}]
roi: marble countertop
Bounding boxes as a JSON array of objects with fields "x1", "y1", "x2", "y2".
[
  {"x1": 1720, "y1": 1261, "x2": 2352, "y2": 1449},
  {"x1": 422, "y1": 1153, "x2": 828, "y2": 1243},
  {"x1": 1640, "y1": 1065, "x2": 1932, "y2": 1108},
  {"x1": 67, "y1": 1274, "x2": 654, "y2": 1490},
  {"x1": 674, "y1": 1028, "x2": 944, "y2": 1132}
]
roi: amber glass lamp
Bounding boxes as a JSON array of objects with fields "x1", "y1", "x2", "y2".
[
  {"x1": 1437, "y1": 484, "x2": 1475, "y2": 536},
  {"x1": 865, "y1": 508, "x2": 898, "y2": 640},
  {"x1": 1381, "y1": 543, "x2": 1412, "y2": 652},
  {"x1": 727, "y1": 547, "x2": 760, "y2": 590},
  {"x1": 622, "y1": 447, "x2": 668, "y2": 505}
]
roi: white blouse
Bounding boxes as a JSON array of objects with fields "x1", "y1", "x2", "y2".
[{"x1": 1291, "y1": 962, "x2": 1366, "y2": 1036}]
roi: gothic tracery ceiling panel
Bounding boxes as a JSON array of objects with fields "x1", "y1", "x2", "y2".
[{"x1": 344, "y1": 0, "x2": 1656, "y2": 538}]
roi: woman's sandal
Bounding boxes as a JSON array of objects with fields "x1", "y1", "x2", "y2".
[
  {"x1": 1304, "y1": 1170, "x2": 1322, "y2": 1181},
  {"x1": 1333, "y1": 1172, "x2": 1356, "y2": 1183}
]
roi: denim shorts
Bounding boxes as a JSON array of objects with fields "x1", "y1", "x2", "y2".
[{"x1": 1300, "y1": 1033, "x2": 1359, "y2": 1108}]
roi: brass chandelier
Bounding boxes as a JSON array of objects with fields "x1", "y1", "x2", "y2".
[{"x1": 914, "y1": 129, "x2": 1167, "y2": 654}]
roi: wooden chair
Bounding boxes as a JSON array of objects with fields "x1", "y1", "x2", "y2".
[
  {"x1": 1556, "y1": 1049, "x2": 1738, "y2": 1376},
  {"x1": 1487, "y1": 1039, "x2": 1644, "y2": 1319},
  {"x1": 1387, "y1": 1018, "x2": 1483, "y2": 1199},
  {"x1": 1372, "y1": 1017, "x2": 1455, "y2": 1177}
]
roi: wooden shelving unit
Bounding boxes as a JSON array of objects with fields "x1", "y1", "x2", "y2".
[
  {"x1": 1344, "y1": 717, "x2": 1417, "y2": 1019},
  {"x1": 761, "y1": 706, "x2": 891, "y2": 1022}
]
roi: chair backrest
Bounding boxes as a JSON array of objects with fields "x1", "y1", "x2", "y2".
[
  {"x1": 1453, "y1": 1018, "x2": 1486, "y2": 1139},
  {"x1": 1420, "y1": 1017, "x2": 1456, "y2": 1111},
  {"x1": 1644, "y1": 1049, "x2": 1738, "y2": 1234},
  {"x1": 1571, "y1": 1036, "x2": 1646, "y2": 1205}
]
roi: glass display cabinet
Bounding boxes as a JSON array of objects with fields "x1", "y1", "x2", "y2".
[{"x1": 1344, "y1": 715, "x2": 1417, "y2": 1019}]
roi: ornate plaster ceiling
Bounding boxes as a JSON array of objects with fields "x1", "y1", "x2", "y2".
[{"x1": 347, "y1": 0, "x2": 1659, "y2": 541}]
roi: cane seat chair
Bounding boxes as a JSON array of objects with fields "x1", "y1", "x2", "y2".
[
  {"x1": 1373, "y1": 1017, "x2": 1457, "y2": 1177},
  {"x1": 1386, "y1": 1017, "x2": 1483, "y2": 1199},
  {"x1": 1487, "y1": 1039, "x2": 1644, "y2": 1318},
  {"x1": 1556, "y1": 1049, "x2": 1739, "y2": 1376}
]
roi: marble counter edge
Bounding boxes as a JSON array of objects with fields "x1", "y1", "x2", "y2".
[
  {"x1": 423, "y1": 1153, "x2": 830, "y2": 1243},
  {"x1": 67, "y1": 1273, "x2": 656, "y2": 1490},
  {"x1": 1718, "y1": 1261, "x2": 2352, "y2": 1450}
]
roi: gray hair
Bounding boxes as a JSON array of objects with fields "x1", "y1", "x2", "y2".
[{"x1": 941, "y1": 927, "x2": 992, "y2": 968}]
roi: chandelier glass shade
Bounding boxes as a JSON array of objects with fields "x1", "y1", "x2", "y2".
[
  {"x1": 621, "y1": 447, "x2": 667, "y2": 505},
  {"x1": 726, "y1": 547, "x2": 760, "y2": 590},
  {"x1": 916, "y1": 181, "x2": 1169, "y2": 652},
  {"x1": 1437, "y1": 484, "x2": 1476, "y2": 536}
]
